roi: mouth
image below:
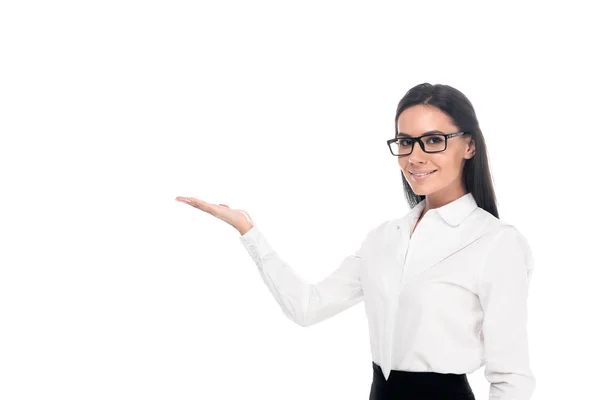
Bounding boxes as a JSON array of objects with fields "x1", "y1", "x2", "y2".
[{"x1": 408, "y1": 169, "x2": 437, "y2": 180}]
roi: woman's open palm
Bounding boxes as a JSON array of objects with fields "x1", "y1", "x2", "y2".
[{"x1": 175, "y1": 196, "x2": 254, "y2": 231}]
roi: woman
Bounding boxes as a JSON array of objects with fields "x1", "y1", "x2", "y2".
[{"x1": 175, "y1": 83, "x2": 536, "y2": 400}]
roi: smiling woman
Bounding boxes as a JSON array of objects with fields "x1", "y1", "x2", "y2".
[
  {"x1": 364, "y1": 83, "x2": 535, "y2": 400},
  {"x1": 178, "y1": 82, "x2": 535, "y2": 400}
]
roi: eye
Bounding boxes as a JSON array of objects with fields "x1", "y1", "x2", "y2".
[
  {"x1": 426, "y1": 136, "x2": 442, "y2": 144},
  {"x1": 399, "y1": 138, "x2": 413, "y2": 147}
]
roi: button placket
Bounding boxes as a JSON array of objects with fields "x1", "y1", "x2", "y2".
[
  {"x1": 383, "y1": 217, "x2": 422, "y2": 378},
  {"x1": 383, "y1": 225, "x2": 406, "y2": 381}
]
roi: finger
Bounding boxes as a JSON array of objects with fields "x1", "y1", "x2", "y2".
[
  {"x1": 185, "y1": 198, "x2": 222, "y2": 216},
  {"x1": 177, "y1": 197, "x2": 203, "y2": 209},
  {"x1": 176, "y1": 197, "x2": 198, "y2": 204}
]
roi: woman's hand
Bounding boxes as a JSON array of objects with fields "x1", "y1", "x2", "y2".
[{"x1": 175, "y1": 196, "x2": 255, "y2": 235}]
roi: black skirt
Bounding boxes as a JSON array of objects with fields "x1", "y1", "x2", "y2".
[{"x1": 370, "y1": 361, "x2": 476, "y2": 400}]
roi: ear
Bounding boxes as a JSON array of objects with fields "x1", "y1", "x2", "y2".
[{"x1": 465, "y1": 138, "x2": 476, "y2": 159}]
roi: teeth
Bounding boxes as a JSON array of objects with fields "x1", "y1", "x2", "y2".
[{"x1": 410, "y1": 170, "x2": 435, "y2": 176}]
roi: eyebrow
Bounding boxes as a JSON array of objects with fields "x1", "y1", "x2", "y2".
[{"x1": 396, "y1": 130, "x2": 444, "y2": 138}]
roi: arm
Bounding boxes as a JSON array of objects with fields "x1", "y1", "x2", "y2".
[
  {"x1": 476, "y1": 226, "x2": 536, "y2": 400},
  {"x1": 239, "y1": 223, "x2": 377, "y2": 327}
]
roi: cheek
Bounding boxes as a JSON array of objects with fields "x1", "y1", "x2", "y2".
[{"x1": 433, "y1": 153, "x2": 462, "y2": 171}]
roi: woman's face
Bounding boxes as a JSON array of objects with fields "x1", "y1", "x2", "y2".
[{"x1": 396, "y1": 104, "x2": 475, "y2": 197}]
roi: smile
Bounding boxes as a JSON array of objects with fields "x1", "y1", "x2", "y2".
[{"x1": 408, "y1": 170, "x2": 437, "y2": 180}]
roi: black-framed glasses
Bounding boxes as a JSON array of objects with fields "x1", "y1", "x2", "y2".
[{"x1": 387, "y1": 131, "x2": 470, "y2": 156}]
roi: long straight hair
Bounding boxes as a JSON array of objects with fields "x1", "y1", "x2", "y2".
[{"x1": 395, "y1": 83, "x2": 499, "y2": 219}]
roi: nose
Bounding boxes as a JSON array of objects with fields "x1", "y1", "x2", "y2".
[{"x1": 407, "y1": 140, "x2": 428, "y2": 163}]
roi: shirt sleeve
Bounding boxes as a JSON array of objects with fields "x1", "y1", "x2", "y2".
[
  {"x1": 239, "y1": 223, "x2": 377, "y2": 327},
  {"x1": 476, "y1": 226, "x2": 536, "y2": 400}
]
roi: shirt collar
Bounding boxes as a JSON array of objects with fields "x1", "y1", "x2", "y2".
[{"x1": 409, "y1": 192, "x2": 478, "y2": 227}]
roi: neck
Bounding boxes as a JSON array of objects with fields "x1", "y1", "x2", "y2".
[{"x1": 423, "y1": 184, "x2": 468, "y2": 213}]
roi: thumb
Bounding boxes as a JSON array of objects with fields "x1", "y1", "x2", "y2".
[{"x1": 239, "y1": 209, "x2": 253, "y2": 223}]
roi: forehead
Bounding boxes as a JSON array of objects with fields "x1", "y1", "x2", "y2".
[{"x1": 397, "y1": 105, "x2": 458, "y2": 136}]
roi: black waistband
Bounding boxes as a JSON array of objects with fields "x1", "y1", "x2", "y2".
[{"x1": 371, "y1": 361, "x2": 473, "y2": 394}]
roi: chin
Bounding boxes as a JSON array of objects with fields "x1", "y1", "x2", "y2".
[{"x1": 412, "y1": 188, "x2": 436, "y2": 196}]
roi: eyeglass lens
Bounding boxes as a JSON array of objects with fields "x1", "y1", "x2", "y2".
[{"x1": 391, "y1": 135, "x2": 446, "y2": 155}]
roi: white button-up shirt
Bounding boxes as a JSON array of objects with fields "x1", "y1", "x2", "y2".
[{"x1": 239, "y1": 192, "x2": 535, "y2": 400}]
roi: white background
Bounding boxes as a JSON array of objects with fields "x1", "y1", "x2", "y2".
[{"x1": 1, "y1": 1, "x2": 598, "y2": 399}]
